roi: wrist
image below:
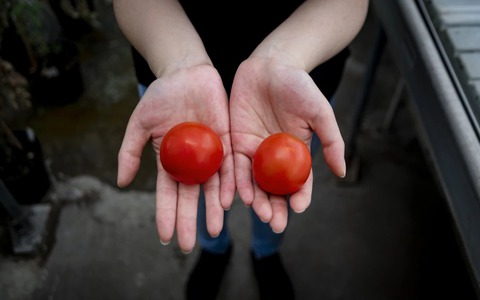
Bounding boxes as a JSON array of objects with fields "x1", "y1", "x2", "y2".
[
  {"x1": 151, "y1": 52, "x2": 213, "y2": 78},
  {"x1": 250, "y1": 44, "x2": 307, "y2": 73}
]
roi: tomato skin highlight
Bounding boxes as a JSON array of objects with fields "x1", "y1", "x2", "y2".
[
  {"x1": 160, "y1": 122, "x2": 223, "y2": 185},
  {"x1": 252, "y1": 133, "x2": 311, "y2": 195}
]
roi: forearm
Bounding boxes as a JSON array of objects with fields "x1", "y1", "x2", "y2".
[
  {"x1": 113, "y1": 0, "x2": 211, "y2": 77},
  {"x1": 252, "y1": 0, "x2": 369, "y2": 72}
]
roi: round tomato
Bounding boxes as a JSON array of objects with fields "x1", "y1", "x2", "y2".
[
  {"x1": 160, "y1": 122, "x2": 223, "y2": 185},
  {"x1": 252, "y1": 133, "x2": 311, "y2": 195}
]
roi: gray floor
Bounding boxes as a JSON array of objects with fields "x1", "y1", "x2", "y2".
[{"x1": 0, "y1": 3, "x2": 477, "y2": 300}]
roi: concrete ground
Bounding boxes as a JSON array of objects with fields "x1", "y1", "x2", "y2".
[{"x1": 0, "y1": 2, "x2": 477, "y2": 300}]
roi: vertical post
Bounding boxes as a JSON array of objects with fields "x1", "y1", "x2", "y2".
[
  {"x1": 340, "y1": 24, "x2": 387, "y2": 183},
  {"x1": 346, "y1": 25, "x2": 387, "y2": 159}
]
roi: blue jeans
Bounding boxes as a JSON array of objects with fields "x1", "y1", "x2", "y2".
[
  {"x1": 198, "y1": 132, "x2": 320, "y2": 259},
  {"x1": 138, "y1": 83, "x2": 323, "y2": 258}
]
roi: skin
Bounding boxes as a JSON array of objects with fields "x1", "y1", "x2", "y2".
[{"x1": 113, "y1": 0, "x2": 369, "y2": 253}]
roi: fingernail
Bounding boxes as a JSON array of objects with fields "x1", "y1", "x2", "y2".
[
  {"x1": 182, "y1": 249, "x2": 193, "y2": 255},
  {"x1": 160, "y1": 239, "x2": 170, "y2": 246},
  {"x1": 340, "y1": 162, "x2": 347, "y2": 178},
  {"x1": 224, "y1": 206, "x2": 231, "y2": 211},
  {"x1": 293, "y1": 208, "x2": 306, "y2": 213},
  {"x1": 272, "y1": 227, "x2": 285, "y2": 234}
]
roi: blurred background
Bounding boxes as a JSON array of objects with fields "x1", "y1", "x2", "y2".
[
  {"x1": 0, "y1": 0, "x2": 155, "y2": 192},
  {"x1": 0, "y1": 1, "x2": 478, "y2": 300}
]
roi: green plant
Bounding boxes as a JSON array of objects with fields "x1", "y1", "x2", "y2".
[
  {"x1": 0, "y1": 0, "x2": 11, "y2": 39},
  {"x1": 0, "y1": 58, "x2": 31, "y2": 122},
  {"x1": 0, "y1": 58, "x2": 33, "y2": 180},
  {"x1": 60, "y1": 0, "x2": 99, "y2": 25},
  {"x1": 0, "y1": 0, "x2": 62, "y2": 73},
  {"x1": 1, "y1": 0, "x2": 85, "y2": 105}
]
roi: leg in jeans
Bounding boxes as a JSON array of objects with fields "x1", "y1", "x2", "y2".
[
  {"x1": 250, "y1": 131, "x2": 321, "y2": 300},
  {"x1": 187, "y1": 188, "x2": 232, "y2": 300},
  {"x1": 251, "y1": 131, "x2": 321, "y2": 258},
  {"x1": 250, "y1": 208, "x2": 287, "y2": 258},
  {"x1": 197, "y1": 188, "x2": 231, "y2": 254}
]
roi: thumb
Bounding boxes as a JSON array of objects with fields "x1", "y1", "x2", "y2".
[
  {"x1": 117, "y1": 118, "x2": 150, "y2": 187},
  {"x1": 311, "y1": 103, "x2": 346, "y2": 178}
]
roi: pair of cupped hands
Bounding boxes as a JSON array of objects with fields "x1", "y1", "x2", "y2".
[{"x1": 117, "y1": 56, "x2": 346, "y2": 253}]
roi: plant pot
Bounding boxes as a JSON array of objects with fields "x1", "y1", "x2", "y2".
[
  {"x1": 0, "y1": 25, "x2": 32, "y2": 78},
  {"x1": 0, "y1": 128, "x2": 51, "y2": 205},
  {"x1": 29, "y1": 38, "x2": 84, "y2": 106}
]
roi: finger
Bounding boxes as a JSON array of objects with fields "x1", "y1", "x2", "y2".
[
  {"x1": 117, "y1": 117, "x2": 150, "y2": 187},
  {"x1": 219, "y1": 150, "x2": 236, "y2": 211},
  {"x1": 176, "y1": 183, "x2": 200, "y2": 253},
  {"x1": 203, "y1": 173, "x2": 225, "y2": 238},
  {"x1": 234, "y1": 152, "x2": 254, "y2": 206},
  {"x1": 252, "y1": 182, "x2": 273, "y2": 223},
  {"x1": 155, "y1": 164, "x2": 178, "y2": 245},
  {"x1": 289, "y1": 170, "x2": 313, "y2": 213},
  {"x1": 311, "y1": 101, "x2": 346, "y2": 178},
  {"x1": 269, "y1": 195, "x2": 289, "y2": 234}
]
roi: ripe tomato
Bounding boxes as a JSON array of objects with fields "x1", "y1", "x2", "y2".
[
  {"x1": 160, "y1": 122, "x2": 223, "y2": 185},
  {"x1": 252, "y1": 133, "x2": 311, "y2": 195}
]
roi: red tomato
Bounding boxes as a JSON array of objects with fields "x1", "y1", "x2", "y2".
[
  {"x1": 160, "y1": 122, "x2": 223, "y2": 185},
  {"x1": 252, "y1": 133, "x2": 311, "y2": 195}
]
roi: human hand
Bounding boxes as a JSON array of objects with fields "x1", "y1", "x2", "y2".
[
  {"x1": 117, "y1": 64, "x2": 235, "y2": 253},
  {"x1": 230, "y1": 56, "x2": 345, "y2": 233}
]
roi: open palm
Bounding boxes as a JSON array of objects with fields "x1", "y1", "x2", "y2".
[
  {"x1": 230, "y1": 57, "x2": 345, "y2": 233},
  {"x1": 117, "y1": 64, "x2": 235, "y2": 253}
]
